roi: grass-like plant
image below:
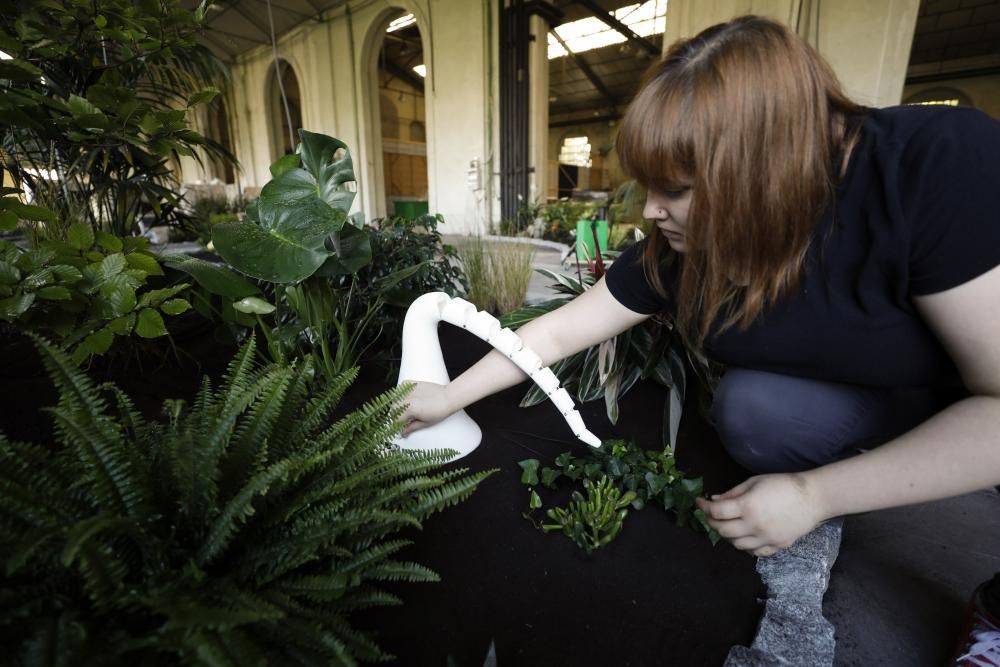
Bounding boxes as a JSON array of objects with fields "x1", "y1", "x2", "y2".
[
  {"x1": 457, "y1": 237, "x2": 536, "y2": 314},
  {"x1": 0, "y1": 336, "x2": 494, "y2": 665}
]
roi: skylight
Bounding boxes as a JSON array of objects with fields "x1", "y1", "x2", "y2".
[
  {"x1": 413, "y1": 64, "x2": 426, "y2": 78},
  {"x1": 548, "y1": 0, "x2": 667, "y2": 59},
  {"x1": 386, "y1": 13, "x2": 417, "y2": 33}
]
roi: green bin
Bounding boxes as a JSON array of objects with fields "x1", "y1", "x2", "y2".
[
  {"x1": 394, "y1": 200, "x2": 429, "y2": 220},
  {"x1": 575, "y1": 219, "x2": 609, "y2": 261}
]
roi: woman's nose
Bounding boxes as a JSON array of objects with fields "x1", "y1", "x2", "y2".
[{"x1": 643, "y1": 199, "x2": 665, "y2": 220}]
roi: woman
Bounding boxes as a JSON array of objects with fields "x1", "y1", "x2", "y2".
[{"x1": 401, "y1": 15, "x2": 1000, "y2": 662}]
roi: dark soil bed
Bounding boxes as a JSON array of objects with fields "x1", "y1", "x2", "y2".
[
  {"x1": 0, "y1": 322, "x2": 764, "y2": 666},
  {"x1": 353, "y1": 325, "x2": 763, "y2": 666}
]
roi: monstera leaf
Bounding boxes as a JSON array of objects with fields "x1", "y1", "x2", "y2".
[
  {"x1": 213, "y1": 130, "x2": 363, "y2": 284},
  {"x1": 213, "y1": 197, "x2": 346, "y2": 283}
]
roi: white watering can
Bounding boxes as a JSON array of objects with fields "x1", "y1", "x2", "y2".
[{"x1": 395, "y1": 292, "x2": 602, "y2": 460}]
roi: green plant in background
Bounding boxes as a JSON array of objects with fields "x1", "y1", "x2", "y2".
[
  {"x1": 0, "y1": 336, "x2": 494, "y2": 665},
  {"x1": 0, "y1": 223, "x2": 190, "y2": 363},
  {"x1": 0, "y1": 0, "x2": 233, "y2": 238},
  {"x1": 457, "y1": 237, "x2": 536, "y2": 315},
  {"x1": 501, "y1": 266, "x2": 690, "y2": 447},
  {"x1": 356, "y1": 214, "x2": 467, "y2": 363},
  {"x1": 520, "y1": 440, "x2": 719, "y2": 553},
  {"x1": 538, "y1": 199, "x2": 596, "y2": 245},
  {"x1": 183, "y1": 193, "x2": 245, "y2": 245},
  {"x1": 188, "y1": 130, "x2": 423, "y2": 381}
]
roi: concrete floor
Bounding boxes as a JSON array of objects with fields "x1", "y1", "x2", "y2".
[{"x1": 506, "y1": 238, "x2": 1000, "y2": 665}]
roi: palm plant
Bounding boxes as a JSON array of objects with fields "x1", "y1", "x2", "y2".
[
  {"x1": 0, "y1": 336, "x2": 493, "y2": 665},
  {"x1": 0, "y1": 0, "x2": 233, "y2": 238}
]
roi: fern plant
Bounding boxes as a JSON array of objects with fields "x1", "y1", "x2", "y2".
[{"x1": 0, "y1": 335, "x2": 494, "y2": 666}]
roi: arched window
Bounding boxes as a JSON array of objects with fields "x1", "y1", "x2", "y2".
[{"x1": 267, "y1": 59, "x2": 303, "y2": 160}]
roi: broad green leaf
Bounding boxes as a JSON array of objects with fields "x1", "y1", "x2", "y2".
[
  {"x1": 187, "y1": 86, "x2": 219, "y2": 107},
  {"x1": 232, "y1": 296, "x2": 275, "y2": 315},
  {"x1": 5, "y1": 201, "x2": 56, "y2": 222},
  {"x1": 214, "y1": 198, "x2": 344, "y2": 283},
  {"x1": 160, "y1": 298, "x2": 191, "y2": 315},
  {"x1": 269, "y1": 153, "x2": 299, "y2": 178},
  {"x1": 67, "y1": 223, "x2": 95, "y2": 250},
  {"x1": 0, "y1": 293, "x2": 34, "y2": 320},
  {"x1": 77, "y1": 328, "x2": 114, "y2": 358},
  {"x1": 24, "y1": 267, "x2": 55, "y2": 289},
  {"x1": 67, "y1": 95, "x2": 100, "y2": 117},
  {"x1": 529, "y1": 489, "x2": 542, "y2": 509},
  {"x1": 37, "y1": 286, "x2": 71, "y2": 301},
  {"x1": 297, "y1": 129, "x2": 356, "y2": 212},
  {"x1": 99, "y1": 253, "x2": 127, "y2": 279},
  {"x1": 135, "y1": 308, "x2": 167, "y2": 338},
  {"x1": 259, "y1": 168, "x2": 319, "y2": 207},
  {"x1": 499, "y1": 298, "x2": 568, "y2": 329},
  {"x1": 138, "y1": 283, "x2": 189, "y2": 307},
  {"x1": 95, "y1": 231, "x2": 124, "y2": 253},
  {"x1": 102, "y1": 284, "x2": 137, "y2": 316},
  {"x1": 108, "y1": 314, "x2": 135, "y2": 335},
  {"x1": 125, "y1": 252, "x2": 163, "y2": 276},
  {"x1": 316, "y1": 224, "x2": 372, "y2": 276},
  {"x1": 138, "y1": 113, "x2": 160, "y2": 135},
  {"x1": 161, "y1": 255, "x2": 259, "y2": 298},
  {"x1": 0, "y1": 261, "x2": 20, "y2": 284},
  {"x1": 0, "y1": 210, "x2": 16, "y2": 232},
  {"x1": 16, "y1": 247, "x2": 56, "y2": 272},
  {"x1": 0, "y1": 58, "x2": 43, "y2": 82},
  {"x1": 518, "y1": 459, "x2": 540, "y2": 486}
]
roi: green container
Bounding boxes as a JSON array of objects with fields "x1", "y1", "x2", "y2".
[
  {"x1": 575, "y1": 219, "x2": 609, "y2": 261},
  {"x1": 394, "y1": 200, "x2": 429, "y2": 220}
]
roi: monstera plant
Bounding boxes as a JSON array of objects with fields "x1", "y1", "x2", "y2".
[{"x1": 173, "y1": 130, "x2": 422, "y2": 382}]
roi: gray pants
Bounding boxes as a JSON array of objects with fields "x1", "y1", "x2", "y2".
[{"x1": 713, "y1": 369, "x2": 946, "y2": 666}]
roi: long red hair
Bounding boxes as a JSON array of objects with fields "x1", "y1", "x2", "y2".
[{"x1": 616, "y1": 15, "x2": 865, "y2": 344}]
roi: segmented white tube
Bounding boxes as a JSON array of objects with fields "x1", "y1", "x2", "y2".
[{"x1": 398, "y1": 292, "x2": 602, "y2": 451}]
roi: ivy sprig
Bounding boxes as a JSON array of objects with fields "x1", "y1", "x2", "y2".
[{"x1": 519, "y1": 439, "x2": 720, "y2": 552}]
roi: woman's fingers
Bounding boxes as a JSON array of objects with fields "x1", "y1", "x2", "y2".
[
  {"x1": 711, "y1": 519, "x2": 753, "y2": 540},
  {"x1": 730, "y1": 536, "x2": 768, "y2": 552},
  {"x1": 401, "y1": 419, "x2": 427, "y2": 436}
]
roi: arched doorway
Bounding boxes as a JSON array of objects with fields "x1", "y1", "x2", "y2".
[
  {"x1": 363, "y1": 7, "x2": 431, "y2": 220},
  {"x1": 266, "y1": 58, "x2": 303, "y2": 161}
]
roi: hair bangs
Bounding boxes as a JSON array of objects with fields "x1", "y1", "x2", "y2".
[{"x1": 617, "y1": 79, "x2": 695, "y2": 193}]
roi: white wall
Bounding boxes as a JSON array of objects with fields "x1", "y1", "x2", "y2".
[
  {"x1": 663, "y1": 0, "x2": 921, "y2": 108},
  {"x1": 182, "y1": 0, "x2": 498, "y2": 235}
]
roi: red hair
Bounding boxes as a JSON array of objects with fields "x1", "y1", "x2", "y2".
[{"x1": 616, "y1": 15, "x2": 865, "y2": 344}]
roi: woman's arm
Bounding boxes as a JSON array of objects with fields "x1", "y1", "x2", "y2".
[
  {"x1": 400, "y1": 278, "x2": 652, "y2": 433},
  {"x1": 699, "y1": 263, "x2": 1000, "y2": 555}
]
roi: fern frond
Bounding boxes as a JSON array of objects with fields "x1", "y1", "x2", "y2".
[
  {"x1": 100, "y1": 382, "x2": 151, "y2": 447},
  {"x1": 0, "y1": 477, "x2": 74, "y2": 530},
  {"x1": 363, "y1": 560, "x2": 439, "y2": 583},
  {"x1": 5, "y1": 526, "x2": 62, "y2": 576},
  {"x1": 339, "y1": 539, "x2": 412, "y2": 575},
  {"x1": 46, "y1": 406, "x2": 146, "y2": 519},
  {"x1": 219, "y1": 366, "x2": 295, "y2": 502},
  {"x1": 195, "y1": 457, "x2": 293, "y2": 567},
  {"x1": 75, "y1": 540, "x2": 129, "y2": 607},
  {"x1": 334, "y1": 586, "x2": 402, "y2": 610},
  {"x1": 0, "y1": 438, "x2": 77, "y2": 503},
  {"x1": 285, "y1": 367, "x2": 358, "y2": 451},
  {"x1": 60, "y1": 515, "x2": 142, "y2": 569},
  {"x1": 407, "y1": 469, "x2": 498, "y2": 519},
  {"x1": 272, "y1": 573, "x2": 352, "y2": 603}
]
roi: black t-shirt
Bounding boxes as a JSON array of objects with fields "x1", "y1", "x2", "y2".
[{"x1": 606, "y1": 105, "x2": 1000, "y2": 388}]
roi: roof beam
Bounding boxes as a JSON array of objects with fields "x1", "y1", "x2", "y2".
[
  {"x1": 227, "y1": 0, "x2": 274, "y2": 41},
  {"x1": 571, "y1": 0, "x2": 660, "y2": 57},
  {"x1": 382, "y1": 59, "x2": 425, "y2": 93},
  {"x1": 201, "y1": 30, "x2": 240, "y2": 60},
  {"x1": 549, "y1": 29, "x2": 617, "y2": 110},
  {"x1": 247, "y1": 0, "x2": 315, "y2": 23}
]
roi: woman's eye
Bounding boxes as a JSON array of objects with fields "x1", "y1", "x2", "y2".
[{"x1": 663, "y1": 188, "x2": 689, "y2": 199}]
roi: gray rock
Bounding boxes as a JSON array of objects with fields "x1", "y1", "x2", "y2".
[{"x1": 725, "y1": 520, "x2": 844, "y2": 667}]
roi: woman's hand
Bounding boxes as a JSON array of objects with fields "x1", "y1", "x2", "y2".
[
  {"x1": 696, "y1": 473, "x2": 828, "y2": 557},
  {"x1": 399, "y1": 381, "x2": 455, "y2": 436}
]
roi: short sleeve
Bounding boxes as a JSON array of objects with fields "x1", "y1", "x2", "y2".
[
  {"x1": 903, "y1": 108, "x2": 1000, "y2": 295},
  {"x1": 604, "y1": 239, "x2": 670, "y2": 314}
]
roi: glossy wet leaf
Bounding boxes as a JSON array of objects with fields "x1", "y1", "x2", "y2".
[
  {"x1": 232, "y1": 296, "x2": 276, "y2": 315},
  {"x1": 162, "y1": 255, "x2": 259, "y2": 298},
  {"x1": 135, "y1": 308, "x2": 167, "y2": 338}
]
